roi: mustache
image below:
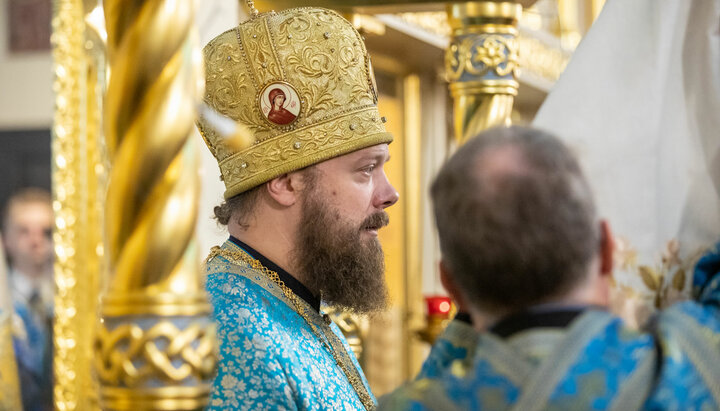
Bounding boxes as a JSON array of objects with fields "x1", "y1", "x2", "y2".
[{"x1": 362, "y1": 211, "x2": 389, "y2": 230}]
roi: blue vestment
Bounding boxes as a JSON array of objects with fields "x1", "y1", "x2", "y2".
[
  {"x1": 205, "y1": 239, "x2": 375, "y2": 410},
  {"x1": 10, "y1": 270, "x2": 53, "y2": 411},
  {"x1": 379, "y1": 242, "x2": 720, "y2": 410}
]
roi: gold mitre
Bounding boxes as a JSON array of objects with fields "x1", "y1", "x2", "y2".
[{"x1": 197, "y1": 7, "x2": 391, "y2": 198}]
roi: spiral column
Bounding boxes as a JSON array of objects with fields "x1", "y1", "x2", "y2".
[{"x1": 95, "y1": 1, "x2": 216, "y2": 409}]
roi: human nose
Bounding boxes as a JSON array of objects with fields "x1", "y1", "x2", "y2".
[{"x1": 376, "y1": 172, "x2": 399, "y2": 209}]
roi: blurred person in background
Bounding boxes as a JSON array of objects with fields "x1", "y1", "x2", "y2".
[
  {"x1": 2, "y1": 188, "x2": 54, "y2": 411},
  {"x1": 380, "y1": 127, "x2": 720, "y2": 410}
]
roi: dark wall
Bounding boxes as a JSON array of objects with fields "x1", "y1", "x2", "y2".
[{"x1": 0, "y1": 129, "x2": 52, "y2": 215}]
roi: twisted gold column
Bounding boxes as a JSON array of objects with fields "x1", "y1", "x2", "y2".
[
  {"x1": 96, "y1": 1, "x2": 216, "y2": 409},
  {"x1": 446, "y1": 1, "x2": 521, "y2": 144}
]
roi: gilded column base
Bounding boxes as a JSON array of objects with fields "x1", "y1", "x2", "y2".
[
  {"x1": 95, "y1": 298, "x2": 217, "y2": 411},
  {"x1": 100, "y1": 386, "x2": 211, "y2": 411},
  {"x1": 446, "y1": 1, "x2": 521, "y2": 144}
]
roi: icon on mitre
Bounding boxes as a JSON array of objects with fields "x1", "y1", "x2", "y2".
[{"x1": 260, "y1": 82, "x2": 301, "y2": 126}]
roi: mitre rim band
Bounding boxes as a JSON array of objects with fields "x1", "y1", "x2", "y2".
[{"x1": 219, "y1": 106, "x2": 392, "y2": 198}]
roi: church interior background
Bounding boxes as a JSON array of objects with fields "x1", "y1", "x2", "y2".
[{"x1": 11, "y1": 0, "x2": 712, "y2": 408}]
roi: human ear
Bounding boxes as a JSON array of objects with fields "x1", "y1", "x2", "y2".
[{"x1": 266, "y1": 174, "x2": 299, "y2": 207}]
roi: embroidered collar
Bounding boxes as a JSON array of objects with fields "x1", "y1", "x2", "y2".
[{"x1": 229, "y1": 236, "x2": 321, "y2": 312}]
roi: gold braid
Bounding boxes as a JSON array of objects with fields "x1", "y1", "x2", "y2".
[{"x1": 207, "y1": 246, "x2": 375, "y2": 410}]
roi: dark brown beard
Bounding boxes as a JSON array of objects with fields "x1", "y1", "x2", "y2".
[{"x1": 294, "y1": 193, "x2": 389, "y2": 314}]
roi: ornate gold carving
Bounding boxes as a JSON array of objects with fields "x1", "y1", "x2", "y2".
[
  {"x1": 198, "y1": 7, "x2": 389, "y2": 198},
  {"x1": 397, "y1": 12, "x2": 451, "y2": 37},
  {"x1": 239, "y1": 18, "x2": 283, "y2": 87},
  {"x1": 94, "y1": 321, "x2": 216, "y2": 387},
  {"x1": 395, "y1": 11, "x2": 570, "y2": 86},
  {"x1": 327, "y1": 309, "x2": 367, "y2": 363},
  {"x1": 446, "y1": 34, "x2": 519, "y2": 81},
  {"x1": 445, "y1": 2, "x2": 522, "y2": 144},
  {"x1": 99, "y1": 0, "x2": 216, "y2": 408},
  {"x1": 52, "y1": 0, "x2": 106, "y2": 409},
  {"x1": 517, "y1": 34, "x2": 570, "y2": 83}
]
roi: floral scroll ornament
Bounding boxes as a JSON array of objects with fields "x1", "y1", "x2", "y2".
[
  {"x1": 611, "y1": 238, "x2": 701, "y2": 327},
  {"x1": 446, "y1": 34, "x2": 519, "y2": 82}
]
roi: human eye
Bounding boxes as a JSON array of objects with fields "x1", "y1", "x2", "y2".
[{"x1": 360, "y1": 164, "x2": 376, "y2": 175}]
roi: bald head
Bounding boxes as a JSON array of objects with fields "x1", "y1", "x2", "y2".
[{"x1": 431, "y1": 126, "x2": 599, "y2": 314}]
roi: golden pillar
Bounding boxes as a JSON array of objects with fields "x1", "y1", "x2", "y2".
[
  {"x1": 0, "y1": 240, "x2": 21, "y2": 410},
  {"x1": 52, "y1": 0, "x2": 106, "y2": 409},
  {"x1": 94, "y1": 0, "x2": 216, "y2": 409},
  {"x1": 446, "y1": 1, "x2": 521, "y2": 144}
]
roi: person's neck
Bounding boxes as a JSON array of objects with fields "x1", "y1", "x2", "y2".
[
  {"x1": 471, "y1": 272, "x2": 610, "y2": 332},
  {"x1": 12, "y1": 262, "x2": 49, "y2": 281},
  {"x1": 228, "y1": 221, "x2": 310, "y2": 292}
]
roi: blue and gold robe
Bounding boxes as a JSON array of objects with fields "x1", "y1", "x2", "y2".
[
  {"x1": 205, "y1": 238, "x2": 375, "y2": 410},
  {"x1": 10, "y1": 270, "x2": 53, "y2": 411},
  {"x1": 379, "y1": 242, "x2": 720, "y2": 410}
]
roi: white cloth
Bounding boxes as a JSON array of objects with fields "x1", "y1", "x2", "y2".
[
  {"x1": 533, "y1": 0, "x2": 720, "y2": 325},
  {"x1": 9, "y1": 269, "x2": 53, "y2": 314}
]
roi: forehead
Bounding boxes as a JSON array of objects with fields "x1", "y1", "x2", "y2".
[
  {"x1": 6, "y1": 201, "x2": 52, "y2": 225},
  {"x1": 332, "y1": 144, "x2": 389, "y2": 163}
]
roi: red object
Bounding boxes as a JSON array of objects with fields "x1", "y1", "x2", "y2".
[{"x1": 425, "y1": 295, "x2": 452, "y2": 318}]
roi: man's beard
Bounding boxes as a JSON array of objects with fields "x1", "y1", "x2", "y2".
[{"x1": 294, "y1": 194, "x2": 390, "y2": 314}]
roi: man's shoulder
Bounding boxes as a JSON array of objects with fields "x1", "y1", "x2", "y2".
[
  {"x1": 203, "y1": 249, "x2": 311, "y2": 352},
  {"x1": 204, "y1": 259, "x2": 295, "y2": 332},
  {"x1": 378, "y1": 375, "x2": 464, "y2": 411},
  {"x1": 204, "y1": 245, "x2": 287, "y2": 305}
]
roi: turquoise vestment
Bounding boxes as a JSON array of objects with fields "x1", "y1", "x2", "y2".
[
  {"x1": 205, "y1": 239, "x2": 375, "y2": 410},
  {"x1": 379, "y1": 242, "x2": 720, "y2": 410}
]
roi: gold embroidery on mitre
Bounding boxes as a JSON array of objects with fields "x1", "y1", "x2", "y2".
[{"x1": 197, "y1": 7, "x2": 391, "y2": 198}]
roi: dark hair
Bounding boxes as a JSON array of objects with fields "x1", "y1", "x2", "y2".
[
  {"x1": 431, "y1": 126, "x2": 599, "y2": 313},
  {"x1": 213, "y1": 185, "x2": 262, "y2": 228},
  {"x1": 213, "y1": 166, "x2": 318, "y2": 228}
]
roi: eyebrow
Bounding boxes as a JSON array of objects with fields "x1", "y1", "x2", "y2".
[{"x1": 358, "y1": 152, "x2": 390, "y2": 164}]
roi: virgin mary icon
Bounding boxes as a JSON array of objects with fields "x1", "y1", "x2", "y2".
[{"x1": 260, "y1": 82, "x2": 301, "y2": 126}]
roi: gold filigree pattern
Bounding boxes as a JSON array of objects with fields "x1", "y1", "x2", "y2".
[
  {"x1": 198, "y1": 7, "x2": 389, "y2": 198},
  {"x1": 396, "y1": 11, "x2": 569, "y2": 85},
  {"x1": 445, "y1": 2, "x2": 521, "y2": 144},
  {"x1": 95, "y1": 321, "x2": 216, "y2": 387},
  {"x1": 446, "y1": 34, "x2": 519, "y2": 82},
  {"x1": 517, "y1": 34, "x2": 570, "y2": 83},
  {"x1": 326, "y1": 308, "x2": 367, "y2": 364},
  {"x1": 239, "y1": 18, "x2": 283, "y2": 87}
]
